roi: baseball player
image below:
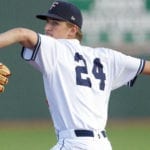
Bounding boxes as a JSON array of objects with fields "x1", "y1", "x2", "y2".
[
  {"x1": 0, "y1": 0, "x2": 150, "y2": 149},
  {"x1": 0, "y1": 63, "x2": 11, "y2": 93}
]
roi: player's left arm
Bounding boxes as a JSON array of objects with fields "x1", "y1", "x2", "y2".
[{"x1": 141, "y1": 61, "x2": 150, "y2": 75}]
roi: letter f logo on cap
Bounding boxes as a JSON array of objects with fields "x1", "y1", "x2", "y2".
[{"x1": 50, "y1": 1, "x2": 59, "y2": 10}]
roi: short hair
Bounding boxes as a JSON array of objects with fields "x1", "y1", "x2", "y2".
[{"x1": 66, "y1": 22, "x2": 83, "y2": 42}]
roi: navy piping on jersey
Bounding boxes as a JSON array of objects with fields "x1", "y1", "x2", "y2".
[
  {"x1": 21, "y1": 33, "x2": 41, "y2": 61},
  {"x1": 60, "y1": 139, "x2": 65, "y2": 150},
  {"x1": 127, "y1": 59, "x2": 145, "y2": 87}
]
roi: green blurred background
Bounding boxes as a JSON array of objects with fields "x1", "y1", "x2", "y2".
[
  {"x1": 0, "y1": 0, "x2": 150, "y2": 121},
  {"x1": 0, "y1": 0, "x2": 150, "y2": 149}
]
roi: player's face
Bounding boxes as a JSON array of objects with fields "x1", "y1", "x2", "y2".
[{"x1": 44, "y1": 18, "x2": 76, "y2": 39}]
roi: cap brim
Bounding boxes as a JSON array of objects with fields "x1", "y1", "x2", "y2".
[{"x1": 36, "y1": 13, "x2": 66, "y2": 21}]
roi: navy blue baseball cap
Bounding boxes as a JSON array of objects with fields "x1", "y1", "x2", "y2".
[{"x1": 36, "y1": 0, "x2": 83, "y2": 29}]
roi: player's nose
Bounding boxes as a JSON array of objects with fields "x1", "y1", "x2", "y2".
[{"x1": 44, "y1": 23, "x2": 54, "y2": 36}]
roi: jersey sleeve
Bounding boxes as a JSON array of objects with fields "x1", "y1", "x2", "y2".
[
  {"x1": 21, "y1": 34, "x2": 60, "y2": 74},
  {"x1": 110, "y1": 50, "x2": 145, "y2": 90},
  {"x1": 21, "y1": 33, "x2": 41, "y2": 61}
]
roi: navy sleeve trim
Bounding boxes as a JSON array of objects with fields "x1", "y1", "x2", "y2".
[
  {"x1": 137, "y1": 59, "x2": 146, "y2": 74},
  {"x1": 127, "y1": 59, "x2": 145, "y2": 87},
  {"x1": 21, "y1": 34, "x2": 41, "y2": 61}
]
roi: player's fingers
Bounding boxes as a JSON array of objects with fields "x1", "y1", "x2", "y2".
[
  {"x1": 0, "y1": 74, "x2": 8, "y2": 85},
  {"x1": 0, "y1": 64, "x2": 11, "y2": 76},
  {"x1": 0, "y1": 63, "x2": 4, "y2": 69},
  {"x1": 0, "y1": 84, "x2": 4, "y2": 93}
]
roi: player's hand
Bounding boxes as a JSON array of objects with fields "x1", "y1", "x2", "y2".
[{"x1": 0, "y1": 63, "x2": 11, "y2": 93}]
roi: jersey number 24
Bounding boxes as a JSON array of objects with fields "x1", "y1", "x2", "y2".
[{"x1": 74, "y1": 52, "x2": 106, "y2": 91}]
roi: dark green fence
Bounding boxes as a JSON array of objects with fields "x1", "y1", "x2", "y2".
[{"x1": 0, "y1": 0, "x2": 150, "y2": 120}]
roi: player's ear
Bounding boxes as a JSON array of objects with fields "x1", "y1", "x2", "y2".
[{"x1": 68, "y1": 25, "x2": 78, "y2": 38}]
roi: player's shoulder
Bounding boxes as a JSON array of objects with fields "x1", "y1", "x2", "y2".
[
  {"x1": 58, "y1": 39, "x2": 80, "y2": 46},
  {"x1": 85, "y1": 46, "x2": 117, "y2": 57},
  {"x1": 39, "y1": 34, "x2": 54, "y2": 41},
  {"x1": 94, "y1": 47, "x2": 118, "y2": 54},
  {"x1": 39, "y1": 34, "x2": 79, "y2": 47},
  {"x1": 95, "y1": 47, "x2": 126, "y2": 58}
]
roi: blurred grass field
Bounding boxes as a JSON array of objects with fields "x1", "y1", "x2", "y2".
[{"x1": 0, "y1": 119, "x2": 150, "y2": 150}]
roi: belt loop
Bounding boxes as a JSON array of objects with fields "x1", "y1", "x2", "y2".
[{"x1": 101, "y1": 130, "x2": 107, "y2": 137}]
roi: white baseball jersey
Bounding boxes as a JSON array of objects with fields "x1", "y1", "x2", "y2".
[{"x1": 21, "y1": 34, "x2": 145, "y2": 135}]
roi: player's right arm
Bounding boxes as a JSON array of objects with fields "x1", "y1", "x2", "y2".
[
  {"x1": 141, "y1": 61, "x2": 150, "y2": 75},
  {"x1": 0, "y1": 28, "x2": 38, "y2": 49}
]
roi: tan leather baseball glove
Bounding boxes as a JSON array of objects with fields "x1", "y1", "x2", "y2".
[{"x1": 0, "y1": 63, "x2": 11, "y2": 92}]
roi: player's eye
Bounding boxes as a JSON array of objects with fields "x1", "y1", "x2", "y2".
[
  {"x1": 51, "y1": 20, "x2": 60, "y2": 26},
  {"x1": 46, "y1": 19, "x2": 62, "y2": 26}
]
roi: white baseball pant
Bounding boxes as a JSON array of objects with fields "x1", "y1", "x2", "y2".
[{"x1": 50, "y1": 129, "x2": 112, "y2": 150}]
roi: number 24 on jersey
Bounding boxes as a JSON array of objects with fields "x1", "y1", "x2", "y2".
[{"x1": 74, "y1": 52, "x2": 106, "y2": 91}]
